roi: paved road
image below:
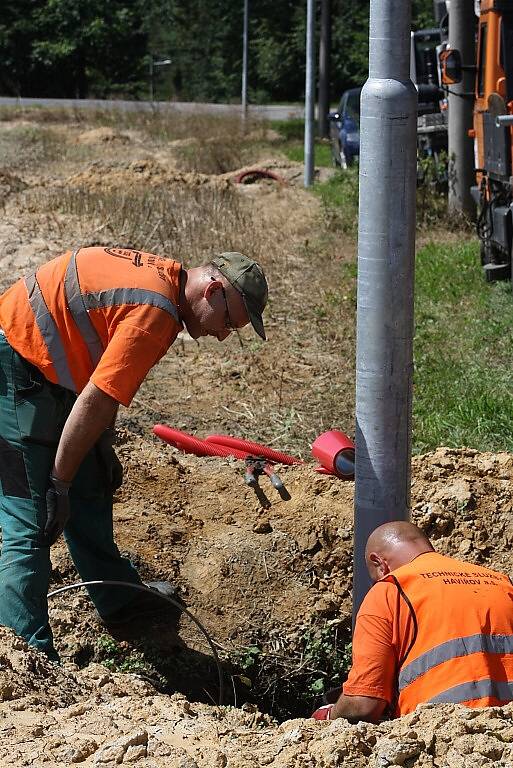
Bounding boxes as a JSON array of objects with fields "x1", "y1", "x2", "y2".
[{"x1": 0, "y1": 97, "x2": 305, "y2": 121}]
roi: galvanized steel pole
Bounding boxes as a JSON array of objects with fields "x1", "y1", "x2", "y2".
[
  {"x1": 318, "y1": 0, "x2": 331, "y2": 138},
  {"x1": 448, "y1": 0, "x2": 475, "y2": 217},
  {"x1": 242, "y1": 0, "x2": 249, "y2": 123},
  {"x1": 304, "y1": 0, "x2": 315, "y2": 187},
  {"x1": 353, "y1": 0, "x2": 417, "y2": 621}
]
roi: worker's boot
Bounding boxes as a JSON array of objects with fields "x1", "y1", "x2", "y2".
[{"x1": 100, "y1": 581, "x2": 185, "y2": 637}]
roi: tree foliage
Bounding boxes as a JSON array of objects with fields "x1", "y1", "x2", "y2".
[
  {"x1": 0, "y1": 0, "x2": 147, "y2": 97},
  {"x1": 0, "y1": 0, "x2": 437, "y2": 101}
]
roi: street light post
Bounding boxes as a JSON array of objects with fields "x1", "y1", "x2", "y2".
[
  {"x1": 149, "y1": 58, "x2": 172, "y2": 103},
  {"x1": 304, "y1": 0, "x2": 316, "y2": 187},
  {"x1": 242, "y1": 0, "x2": 249, "y2": 122},
  {"x1": 353, "y1": 0, "x2": 417, "y2": 621}
]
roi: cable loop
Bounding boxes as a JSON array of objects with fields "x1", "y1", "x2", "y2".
[{"x1": 48, "y1": 579, "x2": 224, "y2": 705}]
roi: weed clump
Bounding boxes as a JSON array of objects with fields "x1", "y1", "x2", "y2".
[
  {"x1": 30, "y1": 184, "x2": 261, "y2": 267},
  {"x1": 227, "y1": 620, "x2": 352, "y2": 720},
  {"x1": 315, "y1": 168, "x2": 360, "y2": 236}
]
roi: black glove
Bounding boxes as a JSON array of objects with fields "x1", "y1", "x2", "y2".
[
  {"x1": 44, "y1": 476, "x2": 72, "y2": 546},
  {"x1": 96, "y1": 428, "x2": 123, "y2": 492}
]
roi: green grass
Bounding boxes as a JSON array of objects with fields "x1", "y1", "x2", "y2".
[
  {"x1": 413, "y1": 239, "x2": 513, "y2": 453},
  {"x1": 269, "y1": 119, "x2": 334, "y2": 168},
  {"x1": 282, "y1": 141, "x2": 333, "y2": 168},
  {"x1": 270, "y1": 118, "x2": 304, "y2": 142},
  {"x1": 313, "y1": 167, "x2": 360, "y2": 235},
  {"x1": 310, "y1": 167, "x2": 513, "y2": 454}
]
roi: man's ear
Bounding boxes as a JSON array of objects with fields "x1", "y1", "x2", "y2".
[
  {"x1": 376, "y1": 555, "x2": 391, "y2": 577},
  {"x1": 203, "y1": 279, "x2": 223, "y2": 300},
  {"x1": 369, "y1": 552, "x2": 390, "y2": 578}
]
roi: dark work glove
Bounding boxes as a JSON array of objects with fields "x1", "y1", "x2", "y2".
[
  {"x1": 96, "y1": 428, "x2": 123, "y2": 492},
  {"x1": 44, "y1": 476, "x2": 72, "y2": 546}
]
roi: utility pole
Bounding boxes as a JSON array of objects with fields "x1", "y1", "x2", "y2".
[
  {"x1": 318, "y1": 0, "x2": 331, "y2": 138},
  {"x1": 242, "y1": 0, "x2": 249, "y2": 123},
  {"x1": 304, "y1": 0, "x2": 315, "y2": 187},
  {"x1": 353, "y1": 0, "x2": 417, "y2": 621},
  {"x1": 448, "y1": 0, "x2": 475, "y2": 217},
  {"x1": 149, "y1": 58, "x2": 172, "y2": 103}
]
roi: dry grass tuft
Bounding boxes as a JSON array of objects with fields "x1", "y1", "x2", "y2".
[{"x1": 29, "y1": 184, "x2": 264, "y2": 268}]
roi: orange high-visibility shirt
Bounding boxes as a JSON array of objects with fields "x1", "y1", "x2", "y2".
[
  {"x1": 343, "y1": 552, "x2": 513, "y2": 715},
  {"x1": 0, "y1": 247, "x2": 183, "y2": 406}
]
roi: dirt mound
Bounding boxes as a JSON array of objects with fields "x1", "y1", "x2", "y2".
[
  {"x1": 65, "y1": 159, "x2": 232, "y2": 191},
  {"x1": 0, "y1": 626, "x2": 155, "y2": 711},
  {"x1": 0, "y1": 627, "x2": 89, "y2": 708},
  {"x1": 42, "y1": 438, "x2": 513, "y2": 724},
  {"x1": 63, "y1": 157, "x2": 327, "y2": 193},
  {"x1": 49, "y1": 431, "x2": 356, "y2": 665},
  {"x1": 410, "y1": 446, "x2": 513, "y2": 572},
  {"x1": 3, "y1": 615, "x2": 513, "y2": 768},
  {"x1": 76, "y1": 127, "x2": 130, "y2": 145}
]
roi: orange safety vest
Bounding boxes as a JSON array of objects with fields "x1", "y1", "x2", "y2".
[
  {"x1": 0, "y1": 247, "x2": 182, "y2": 403},
  {"x1": 384, "y1": 552, "x2": 513, "y2": 715}
]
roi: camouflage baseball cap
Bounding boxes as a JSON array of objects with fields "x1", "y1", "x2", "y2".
[{"x1": 211, "y1": 252, "x2": 268, "y2": 340}]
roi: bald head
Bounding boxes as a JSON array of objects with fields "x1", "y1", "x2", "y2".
[{"x1": 365, "y1": 521, "x2": 434, "y2": 582}]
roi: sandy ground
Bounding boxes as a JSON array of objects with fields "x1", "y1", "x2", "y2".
[
  {"x1": 1, "y1": 113, "x2": 513, "y2": 766},
  {"x1": 4, "y1": 622, "x2": 513, "y2": 768}
]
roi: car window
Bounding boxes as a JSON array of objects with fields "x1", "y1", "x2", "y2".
[{"x1": 346, "y1": 91, "x2": 361, "y2": 126}]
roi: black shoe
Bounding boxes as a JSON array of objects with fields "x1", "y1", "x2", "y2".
[{"x1": 100, "y1": 581, "x2": 185, "y2": 630}]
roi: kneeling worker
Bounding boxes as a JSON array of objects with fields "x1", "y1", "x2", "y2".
[
  {"x1": 0, "y1": 247, "x2": 268, "y2": 661},
  {"x1": 313, "y1": 521, "x2": 513, "y2": 722}
]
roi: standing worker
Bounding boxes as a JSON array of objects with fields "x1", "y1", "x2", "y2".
[
  {"x1": 0, "y1": 246, "x2": 268, "y2": 661},
  {"x1": 312, "y1": 521, "x2": 513, "y2": 722}
]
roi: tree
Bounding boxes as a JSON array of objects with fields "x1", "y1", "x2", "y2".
[
  {"x1": 0, "y1": 0, "x2": 438, "y2": 102},
  {"x1": 0, "y1": 0, "x2": 40, "y2": 96},
  {"x1": 0, "y1": 0, "x2": 148, "y2": 98}
]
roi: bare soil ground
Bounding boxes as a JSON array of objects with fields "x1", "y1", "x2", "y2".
[{"x1": 1, "y1": 111, "x2": 513, "y2": 766}]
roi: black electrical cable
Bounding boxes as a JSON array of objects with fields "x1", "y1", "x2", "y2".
[{"x1": 48, "y1": 580, "x2": 224, "y2": 705}]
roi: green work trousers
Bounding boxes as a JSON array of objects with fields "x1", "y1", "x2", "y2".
[{"x1": 0, "y1": 334, "x2": 142, "y2": 661}]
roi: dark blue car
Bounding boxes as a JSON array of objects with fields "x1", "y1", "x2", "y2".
[{"x1": 328, "y1": 87, "x2": 362, "y2": 168}]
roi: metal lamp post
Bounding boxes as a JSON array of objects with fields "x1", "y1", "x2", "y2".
[
  {"x1": 149, "y1": 58, "x2": 172, "y2": 103},
  {"x1": 353, "y1": 0, "x2": 417, "y2": 621},
  {"x1": 242, "y1": 0, "x2": 249, "y2": 122},
  {"x1": 304, "y1": 0, "x2": 316, "y2": 187}
]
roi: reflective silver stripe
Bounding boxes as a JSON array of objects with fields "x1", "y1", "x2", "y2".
[
  {"x1": 83, "y1": 288, "x2": 179, "y2": 321},
  {"x1": 64, "y1": 250, "x2": 104, "y2": 367},
  {"x1": 24, "y1": 273, "x2": 76, "y2": 392},
  {"x1": 429, "y1": 678, "x2": 513, "y2": 705},
  {"x1": 399, "y1": 634, "x2": 513, "y2": 691}
]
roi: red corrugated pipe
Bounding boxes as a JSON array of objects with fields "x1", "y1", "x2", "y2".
[
  {"x1": 233, "y1": 168, "x2": 285, "y2": 185},
  {"x1": 204, "y1": 434, "x2": 302, "y2": 465},
  {"x1": 153, "y1": 425, "x2": 355, "y2": 479},
  {"x1": 152, "y1": 425, "x2": 249, "y2": 460}
]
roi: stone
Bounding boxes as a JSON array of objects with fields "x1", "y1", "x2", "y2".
[{"x1": 253, "y1": 519, "x2": 272, "y2": 534}]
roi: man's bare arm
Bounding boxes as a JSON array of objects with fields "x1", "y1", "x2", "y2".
[
  {"x1": 330, "y1": 693, "x2": 387, "y2": 723},
  {"x1": 52, "y1": 381, "x2": 120, "y2": 483}
]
